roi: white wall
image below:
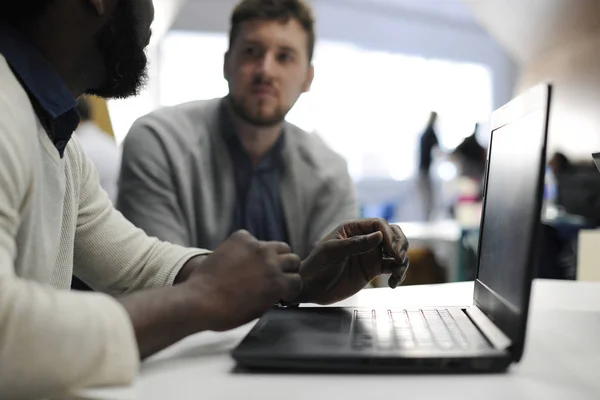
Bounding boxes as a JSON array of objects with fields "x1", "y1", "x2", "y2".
[
  {"x1": 314, "y1": 0, "x2": 517, "y2": 110},
  {"x1": 466, "y1": 0, "x2": 600, "y2": 160},
  {"x1": 172, "y1": 0, "x2": 237, "y2": 33},
  {"x1": 172, "y1": 0, "x2": 518, "y2": 110}
]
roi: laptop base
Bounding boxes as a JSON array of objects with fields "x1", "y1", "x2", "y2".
[{"x1": 232, "y1": 307, "x2": 512, "y2": 374}]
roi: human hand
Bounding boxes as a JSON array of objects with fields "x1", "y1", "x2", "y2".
[
  {"x1": 183, "y1": 230, "x2": 302, "y2": 331},
  {"x1": 297, "y1": 219, "x2": 409, "y2": 305}
]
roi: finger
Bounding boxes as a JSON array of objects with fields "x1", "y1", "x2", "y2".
[
  {"x1": 325, "y1": 231, "x2": 383, "y2": 257},
  {"x1": 231, "y1": 229, "x2": 255, "y2": 241},
  {"x1": 347, "y1": 219, "x2": 406, "y2": 262},
  {"x1": 391, "y1": 224, "x2": 410, "y2": 258},
  {"x1": 264, "y1": 241, "x2": 293, "y2": 255},
  {"x1": 388, "y1": 275, "x2": 402, "y2": 289},
  {"x1": 381, "y1": 223, "x2": 409, "y2": 264},
  {"x1": 390, "y1": 261, "x2": 409, "y2": 279},
  {"x1": 278, "y1": 253, "x2": 302, "y2": 273},
  {"x1": 280, "y1": 274, "x2": 303, "y2": 303},
  {"x1": 380, "y1": 258, "x2": 409, "y2": 274},
  {"x1": 386, "y1": 266, "x2": 408, "y2": 289},
  {"x1": 381, "y1": 257, "x2": 410, "y2": 288}
]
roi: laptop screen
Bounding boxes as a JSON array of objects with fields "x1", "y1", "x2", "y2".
[{"x1": 473, "y1": 85, "x2": 550, "y2": 360}]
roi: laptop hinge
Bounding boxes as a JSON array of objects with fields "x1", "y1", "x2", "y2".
[{"x1": 466, "y1": 306, "x2": 512, "y2": 350}]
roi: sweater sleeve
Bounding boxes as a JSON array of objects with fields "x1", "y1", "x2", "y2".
[
  {"x1": 0, "y1": 97, "x2": 138, "y2": 399},
  {"x1": 72, "y1": 136, "x2": 211, "y2": 294}
]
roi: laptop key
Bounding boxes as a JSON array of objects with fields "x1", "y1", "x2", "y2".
[
  {"x1": 378, "y1": 340, "x2": 396, "y2": 350},
  {"x1": 356, "y1": 311, "x2": 372, "y2": 320},
  {"x1": 398, "y1": 339, "x2": 415, "y2": 348},
  {"x1": 362, "y1": 308, "x2": 489, "y2": 351},
  {"x1": 353, "y1": 341, "x2": 373, "y2": 350}
]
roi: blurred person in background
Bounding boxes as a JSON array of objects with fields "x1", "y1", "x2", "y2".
[
  {"x1": 118, "y1": 0, "x2": 358, "y2": 258},
  {"x1": 76, "y1": 97, "x2": 121, "y2": 204},
  {"x1": 446, "y1": 124, "x2": 487, "y2": 226},
  {"x1": 548, "y1": 151, "x2": 573, "y2": 177},
  {"x1": 452, "y1": 123, "x2": 487, "y2": 194},
  {"x1": 0, "y1": 0, "x2": 410, "y2": 397},
  {"x1": 417, "y1": 111, "x2": 439, "y2": 221},
  {"x1": 549, "y1": 151, "x2": 600, "y2": 225}
]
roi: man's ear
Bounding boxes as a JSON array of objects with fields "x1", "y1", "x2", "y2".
[
  {"x1": 87, "y1": 0, "x2": 107, "y2": 15},
  {"x1": 223, "y1": 51, "x2": 231, "y2": 81},
  {"x1": 302, "y1": 63, "x2": 315, "y2": 93}
]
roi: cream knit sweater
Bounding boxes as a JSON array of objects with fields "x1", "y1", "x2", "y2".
[{"x1": 0, "y1": 55, "x2": 209, "y2": 399}]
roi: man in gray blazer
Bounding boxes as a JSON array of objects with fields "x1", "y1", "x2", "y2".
[{"x1": 118, "y1": 0, "x2": 358, "y2": 258}]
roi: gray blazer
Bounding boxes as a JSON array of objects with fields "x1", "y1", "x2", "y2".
[{"x1": 117, "y1": 98, "x2": 359, "y2": 258}]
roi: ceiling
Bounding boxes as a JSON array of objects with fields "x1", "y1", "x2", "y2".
[
  {"x1": 175, "y1": 0, "x2": 482, "y2": 33},
  {"x1": 358, "y1": 0, "x2": 477, "y2": 25},
  {"x1": 464, "y1": 0, "x2": 600, "y2": 63}
]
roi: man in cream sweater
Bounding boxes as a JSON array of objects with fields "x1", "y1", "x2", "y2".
[{"x1": 0, "y1": 1, "x2": 409, "y2": 399}]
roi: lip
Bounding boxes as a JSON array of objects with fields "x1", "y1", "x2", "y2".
[{"x1": 250, "y1": 85, "x2": 275, "y2": 96}]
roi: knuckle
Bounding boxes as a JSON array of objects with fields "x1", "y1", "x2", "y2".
[
  {"x1": 248, "y1": 236, "x2": 263, "y2": 251},
  {"x1": 258, "y1": 242, "x2": 274, "y2": 259},
  {"x1": 314, "y1": 241, "x2": 330, "y2": 255},
  {"x1": 232, "y1": 229, "x2": 251, "y2": 241},
  {"x1": 369, "y1": 218, "x2": 385, "y2": 229},
  {"x1": 290, "y1": 253, "x2": 302, "y2": 265},
  {"x1": 284, "y1": 255, "x2": 301, "y2": 272},
  {"x1": 264, "y1": 255, "x2": 280, "y2": 273},
  {"x1": 279, "y1": 242, "x2": 292, "y2": 253}
]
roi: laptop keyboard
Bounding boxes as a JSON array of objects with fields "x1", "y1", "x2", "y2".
[{"x1": 351, "y1": 309, "x2": 488, "y2": 351}]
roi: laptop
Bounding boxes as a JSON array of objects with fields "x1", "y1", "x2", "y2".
[
  {"x1": 232, "y1": 83, "x2": 553, "y2": 373},
  {"x1": 592, "y1": 152, "x2": 600, "y2": 172}
]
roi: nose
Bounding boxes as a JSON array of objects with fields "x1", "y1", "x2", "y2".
[{"x1": 256, "y1": 52, "x2": 277, "y2": 76}]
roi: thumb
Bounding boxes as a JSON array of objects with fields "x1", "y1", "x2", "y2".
[{"x1": 327, "y1": 231, "x2": 383, "y2": 256}]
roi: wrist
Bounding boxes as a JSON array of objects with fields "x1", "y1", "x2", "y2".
[
  {"x1": 166, "y1": 286, "x2": 205, "y2": 336},
  {"x1": 174, "y1": 255, "x2": 207, "y2": 284},
  {"x1": 119, "y1": 286, "x2": 202, "y2": 359},
  {"x1": 178, "y1": 281, "x2": 218, "y2": 332}
]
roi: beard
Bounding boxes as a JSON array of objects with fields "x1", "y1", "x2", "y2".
[
  {"x1": 86, "y1": 1, "x2": 149, "y2": 99},
  {"x1": 228, "y1": 92, "x2": 289, "y2": 128}
]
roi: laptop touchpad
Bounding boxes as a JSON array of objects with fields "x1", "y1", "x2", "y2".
[{"x1": 249, "y1": 308, "x2": 352, "y2": 353}]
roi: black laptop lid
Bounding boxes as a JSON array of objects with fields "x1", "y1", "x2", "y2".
[
  {"x1": 592, "y1": 152, "x2": 600, "y2": 172},
  {"x1": 473, "y1": 84, "x2": 552, "y2": 361}
]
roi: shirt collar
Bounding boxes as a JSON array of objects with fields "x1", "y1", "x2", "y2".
[
  {"x1": 0, "y1": 21, "x2": 79, "y2": 157},
  {"x1": 219, "y1": 97, "x2": 286, "y2": 170}
]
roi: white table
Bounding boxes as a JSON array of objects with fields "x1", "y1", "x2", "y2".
[{"x1": 77, "y1": 280, "x2": 600, "y2": 400}]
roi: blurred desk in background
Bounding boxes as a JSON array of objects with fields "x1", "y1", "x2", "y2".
[
  {"x1": 577, "y1": 229, "x2": 600, "y2": 282},
  {"x1": 390, "y1": 204, "x2": 598, "y2": 286},
  {"x1": 393, "y1": 220, "x2": 464, "y2": 282},
  {"x1": 540, "y1": 205, "x2": 597, "y2": 280}
]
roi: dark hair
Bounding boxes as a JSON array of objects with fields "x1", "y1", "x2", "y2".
[
  {"x1": 229, "y1": 0, "x2": 316, "y2": 61},
  {"x1": 550, "y1": 152, "x2": 572, "y2": 172},
  {"x1": 76, "y1": 97, "x2": 92, "y2": 121},
  {"x1": 0, "y1": 0, "x2": 53, "y2": 23},
  {"x1": 454, "y1": 134, "x2": 485, "y2": 164}
]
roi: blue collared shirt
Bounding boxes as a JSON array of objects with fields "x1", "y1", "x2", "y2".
[
  {"x1": 220, "y1": 101, "x2": 289, "y2": 243},
  {"x1": 0, "y1": 21, "x2": 79, "y2": 157}
]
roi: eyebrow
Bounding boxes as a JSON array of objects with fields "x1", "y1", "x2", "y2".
[{"x1": 240, "y1": 40, "x2": 300, "y2": 55}]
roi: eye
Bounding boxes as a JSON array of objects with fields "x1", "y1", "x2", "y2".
[
  {"x1": 243, "y1": 46, "x2": 261, "y2": 58},
  {"x1": 277, "y1": 51, "x2": 295, "y2": 64}
]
